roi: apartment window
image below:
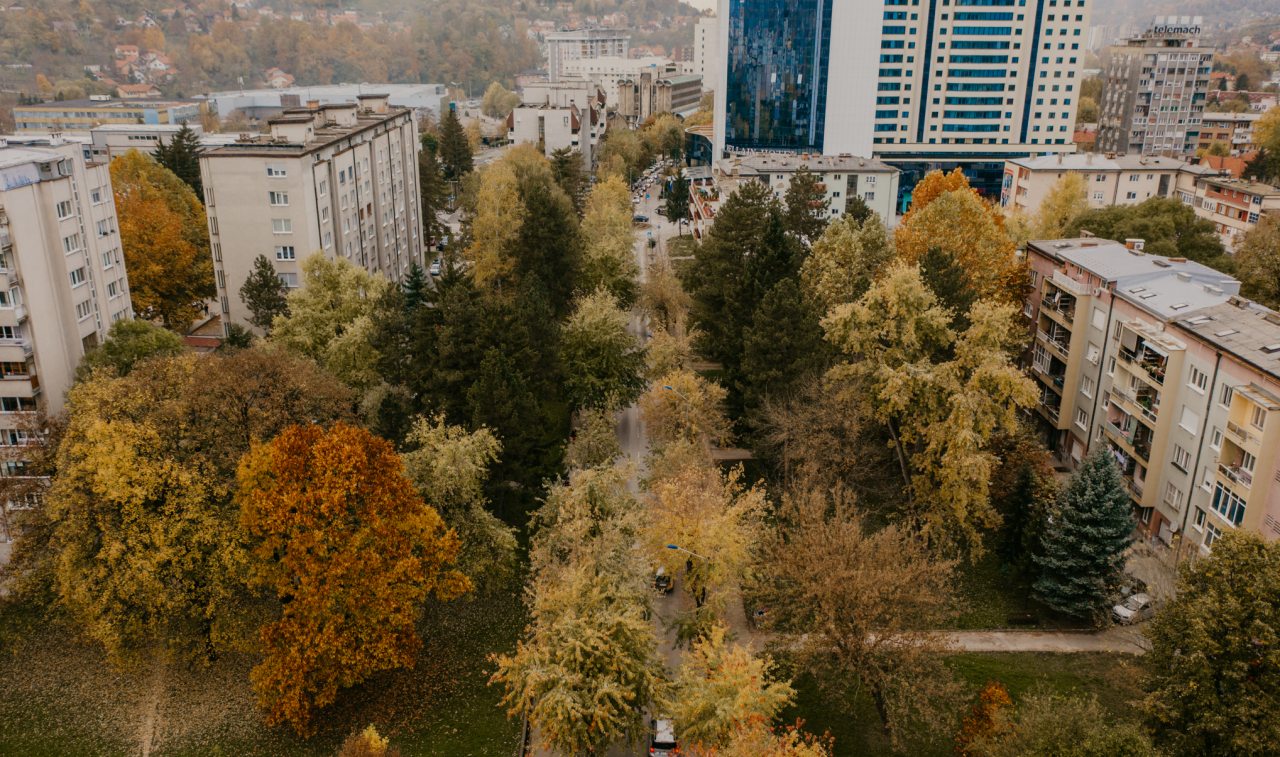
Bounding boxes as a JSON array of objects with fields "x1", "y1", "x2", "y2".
[
  {"x1": 318, "y1": 179, "x2": 328, "y2": 196},
  {"x1": 1189, "y1": 366, "x2": 1208, "y2": 393},
  {"x1": 1211, "y1": 427, "x2": 1223, "y2": 450},
  {"x1": 102, "y1": 250, "x2": 114, "y2": 269},
  {"x1": 74, "y1": 300, "x2": 92, "y2": 321},
  {"x1": 1250, "y1": 405, "x2": 1266, "y2": 430},
  {"x1": 266, "y1": 165, "x2": 287, "y2": 177},
  {"x1": 96, "y1": 219, "x2": 112, "y2": 237},
  {"x1": 1211, "y1": 482, "x2": 1246, "y2": 527},
  {"x1": 865, "y1": 192, "x2": 875, "y2": 201},
  {"x1": 0, "y1": 396, "x2": 36, "y2": 413},
  {"x1": 62, "y1": 233, "x2": 81, "y2": 253},
  {"x1": 0, "y1": 326, "x2": 15, "y2": 340},
  {"x1": 1204, "y1": 521, "x2": 1222, "y2": 549},
  {"x1": 278, "y1": 272, "x2": 299, "y2": 288},
  {"x1": 69, "y1": 267, "x2": 86, "y2": 287},
  {"x1": 1193, "y1": 507, "x2": 1206, "y2": 531},
  {"x1": 1180, "y1": 407, "x2": 1200, "y2": 434},
  {"x1": 1091, "y1": 306, "x2": 1105, "y2": 330},
  {"x1": 1163, "y1": 482, "x2": 1183, "y2": 511},
  {"x1": 1074, "y1": 408, "x2": 1088, "y2": 430},
  {"x1": 1081, "y1": 374, "x2": 1094, "y2": 398},
  {"x1": 275, "y1": 246, "x2": 296, "y2": 261},
  {"x1": 1107, "y1": 356, "x2": 1116, "y2": 377},
  {"x1": 1086, "y1": 342, "x2": 1100, "y2": 364},
  {"x1": 107, "y1": 281, "x2": 119, "y2": 298},
  {"x1": 90, "y1": 188, "x2": 103, "y2": 204},
  {"x1": 272, "y1": 218, "x2": 292, "y2": 234},
  {"x1": 268, "y1": 191, "x2": 289, "y2": 206},
  {"x1": 1219, "y1": 384, "x2": 1234, "y2": 408},
  {"x1": 55, "y1": 200, "x2": 73, "y2": 219},
  {"x1": 1173, "y1": 444, "x2": 1191, "y2": 472}
]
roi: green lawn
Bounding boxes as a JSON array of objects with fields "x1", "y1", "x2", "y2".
[
  {"x1": 950, "y1": 549, "x2": 1088, "y2": 630},
  {"x1": 0, "y1": 589, "x2": 526, "y2": 756},
  {"x1": 785, "y1": 652, "x2": 1147, "y2": 757}
]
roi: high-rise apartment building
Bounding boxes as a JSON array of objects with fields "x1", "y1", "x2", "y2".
[
  {"x1": 713, "y1": 0, "x2": 1089, "y2": 202},
  {"x1": 545, "y1": 28, "x2": 631, "y2": 83},
  {"x1": 1097, "y1": 18, "x2": 1212, "y2": 158},
  {"x1": 199, "y1": 96, "x2": 422, "y2": 334},
  {"x1": 692, "y1": 16, "x2": 719, "y2": 90},
  {"x1": 1025, "y1": 237, "x2": 1280, "y2": 553},
  {"x1": 0, "y1": 137, "x2": 134, "y2": 435}
]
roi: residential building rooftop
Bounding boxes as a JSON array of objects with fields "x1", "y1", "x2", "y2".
[
  {"x1": 202, "y1": 100, "x2": 408, "y2": 158},
  {"x1": 1008, "y1": 153, "x2": 1218, "y2": 174},
  {"x1": 1176, "y1": 298, "x2": 1280, "y2": 381},
  {"x1": 722, "y1": 152, "x2": 898, "y2": 175},
  {"x1": 1198, "y1": 176, "x2": 1280, "y2": 198}
]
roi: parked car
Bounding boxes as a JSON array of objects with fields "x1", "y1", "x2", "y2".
[
  {"x1": 1112, "y1": 593, "x2": 1155, "y2": 625},
  {"x1": 650, "y1": 718, "x2": 678, "y2": 756},
  {"x1": 633, "y1": 214, "x2": 650, "y2": 224},
  {"x1": 654, "y1": 567, "x2": 673, "y2": 594},
  {"x1": 428, "y1": 259, "x2": 442, "y2": 277}
]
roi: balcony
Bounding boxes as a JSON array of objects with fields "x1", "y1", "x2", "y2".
[
  {"x1": 1036, "y1": 329, "x2": 1071, "y2": 360},
  {"x1": 1118, "y1": 347, "x2": 1167, "y2": 386},
  {"x1": 1225, "y1": 420, "x2": 1260, "y2": 451},
  {"x1": 1037, "y1": 390, "x2": 1061, "y2": 424},
  {"x1": 1218, "y1": 463, "x2": 1253, "y2": 489},
  {"x1": 1110, "y1": 386, "x2": 1160, "y2": 427},
  {"x1": 1040, "y1": 293, "x2": 1076, "y2": 326}
]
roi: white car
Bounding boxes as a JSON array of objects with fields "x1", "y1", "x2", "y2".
[
  {"x1": 428, "y1": 259, "x2": 442, "y2": 277},
  {"x1": 649, "y1": 718, "x2": 678, "y2": 756},
  {"x1": 1112, "y1": 593, "x2": 1155, "y2": 625}
]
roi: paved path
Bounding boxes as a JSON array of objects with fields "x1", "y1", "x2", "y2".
[{"x1": 941, "y1": 627, "x2": 1148, "y2": 654}]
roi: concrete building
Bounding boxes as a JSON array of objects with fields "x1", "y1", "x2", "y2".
[
  {"x1": 199, "y1": 96, "x2": 423, "y2": 334},
  {"x1": 1180, "y1": 176, "x2": 1280, "y2": 253},
  {"x1": 713, "y1": 0, "x2": 1091, "y2": 206},
  {"x1": 560, "y1": 55, "x2": 673, "y2": 108},
  {"x1": 1001, "y1": 153, "x2": 1218, "y2": 215},
  {"x1": 508, "y1": 82, "x2": 608, "y2": 169},
  {"x1": 86, "y1": 123, "x2": 203, "y2": 162},
  {"x1": 545, "y1": 28, "x2": 631, "y2": 83},
  {"x1": 714, "y1": 152, "x2": 900, "y2": 223},
  {"x1": 1023, "y1": 236, "x2": 1280, "y2": 551},
  {"x1": 1196, "y1": 112, "x2": 1261, "y2": 156},
  {"x1": 13, "y1": 97, "x2": 203, "y2": 133},
  {"x1": 692, "y1": 16, "x2": 719, "y2": 90},
  {"x1": 203, "y1": 83, "x2": 451, "y2": 123},
  {"x1": 1097, "y1": 18, "x2": 1213, "y2": 158},
  {"x1": 616, "y1": 73, "x2": 703, "y2": 126},
  {"x1": 0, "y1": 137, "x2": 134, "y2": 432}
]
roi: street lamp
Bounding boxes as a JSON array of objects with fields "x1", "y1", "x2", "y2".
[
  {"x1": 666, "y1": 544, "x2": 710, "y2": 607},
  {"x1": 665, "y1": 543, "x2": 708, "y2": 561}
]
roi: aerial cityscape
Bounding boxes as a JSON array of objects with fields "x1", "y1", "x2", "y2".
[{"x1": 0, "y1": 0, "x2": 1279, "y2": 754}]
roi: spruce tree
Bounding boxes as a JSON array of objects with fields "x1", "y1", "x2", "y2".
[
  {"x1": 844, "y1": 194, "x2": 873, "y2": 225},
  {"x1": 783, "y1": 167, "x2": 830, "y2": 244},
  {"x1": 154, "y1": 123, "x2": 204, "y2": 200},
  {"x1": 438, "y1": 107, "x2": 473, "y2": 181},
  {"x1": 741, "y1": 276, "x2": 827, "y2": 419},
  {"x1": 550, "y1": 147, "x2": 587, "y2": 214},
  {"x1": 664, "y1": 173, "x2": 690, "y2": 224},
  {"x1": 1032, "y1": 447, "x2": 1135, "y2": 619},
  {"x1": 401, "y1": 262, "x2": 429, "y2": 313},
  {"x1": 919, "y1": 246, "x2": 978, "y2": 331},
  {"x1": 239, "y1": 254, "x2": 289, "y2": 333},
  {"x1": 418, "y1": 144, "x2": 448, "y2": 242}
]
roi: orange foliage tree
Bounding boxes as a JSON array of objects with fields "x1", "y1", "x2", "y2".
[
  {"x1": 955, "y1": 680, "x2": 1013, "y2": 756},
  {"x1": 237, "y1": 422, "x2": 470, "y2": 734}
]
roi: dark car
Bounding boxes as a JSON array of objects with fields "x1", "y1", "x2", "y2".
[
  {"x1": 654, "y1": 567, "x2": 673, "y2": 594},
  {"x1": 633, "y1": 214, "x2": 650, "y2": 224}
]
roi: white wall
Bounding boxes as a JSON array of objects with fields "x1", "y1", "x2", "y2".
[{"x1": 822, "y1": 0, "x2": 883, "y2": 157}]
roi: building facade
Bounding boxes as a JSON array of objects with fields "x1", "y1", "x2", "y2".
[
  {"x1": 1196, "y1": 112, "x2": 1261, "y2": 156},
  {"x1": 617, "y1": 73, "x2": 704, "y2": 126},
  {"x1": 203, "y1": 83, "x2": 452, "y2": 123},
  {"x1": 545, "y1": 28, "x2": 631, "y2": 83},
  {"x1": 1000, "y1": 153, "x2": 1217, "y2": 215},
  {"x1": 1097, "y1": 18, "x2": 1212, "y2": 157},
  {"x1": 1024, "y1": 237, "x2": 1280, "y2": 553},
  {"x1": 1179, "y1": 176, "x2": 1280, "y2": 252},
  {"x1": 560, "y1": 56, "x2": 675, "y2": 108},
  {"x1": 714, "y1": 0, "x2": 1089, "y2": 205},
  {"x1": 693, "y1": 15, "x2": 720, "y2": 91},
  {"x1": 509, "y1": 82, "x2": 608, "y2": 169},
  {"x1": 199, "y1": 97, "x2": 423, "y2": 334},
  {"x1": 0, "y1": 138, "x2": 134, "y2": 428},
  {"x1": 714, "y1": 152, "x2": 900, "y2": 222},
  {"x1": 12, "y1": 98, "x2": 202, "y2": 133}
]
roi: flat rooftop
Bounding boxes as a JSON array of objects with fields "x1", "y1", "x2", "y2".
[
  {"x1": 1199, "y1": 176, "x2": 1280, "y2": 197},
  {"x1": 15, "y1": 98, "x2": 200, "y2": 109},
  {"x1": 202, "y1": 104, "x2": 410, "y2": 158},
  {"x1": 723, "y1": 153, "x2": 898, "y2": 174},
  {"x1": 0, "y1": 145, "x2": 63, "y2": 171},
  {"x1": 1177, "y1": 299, "x2": 1280, "y2": 380},
  {"x1": 1008, "y1": 153, "x2": 1213, "y2": 174}
]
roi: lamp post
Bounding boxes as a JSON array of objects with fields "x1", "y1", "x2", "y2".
[{"x1": 666, "y1": 543, "x2": 710, "y2": 607}]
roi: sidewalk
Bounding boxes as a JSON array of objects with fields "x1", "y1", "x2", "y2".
[{"x1": 941, "y1": 627, "x2": 1148, "y2": 654}]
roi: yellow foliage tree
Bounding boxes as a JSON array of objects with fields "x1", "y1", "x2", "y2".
[
  {"x1": 639, "y1": 369, "x2": 733, "y2": 449},
  {"x1": 237, "y1": 422, "x2": 469, "y2": 734},
  {"x1": 895, "y1": 188, "x2": 1024, "y2": 305},
  {"x1": 1030, "y1": 173, "x2": 1089, "y2": 240},
  {"x1": 110, "y1": 151, "x2": 215, "y2": 329},
  {"x1": 580, "y1": 175, "x2": 640, "y2": 304}
]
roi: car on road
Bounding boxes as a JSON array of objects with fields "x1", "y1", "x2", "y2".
[
  {"x1": 633, "y1": 214, "x2": 650, "y2": 224},
  {"x1": 428, "y1": 259, "x2": 442, "y2": 277},
  {"x1": 650, "y1": 718, "x2": 678, "y2": 756},
  {"x1": 1112, "y1": 593, "x2": 1155, "y2": 625},
  {"x1": 654, "y1": 567, "x2": 673, "y2": 594}
]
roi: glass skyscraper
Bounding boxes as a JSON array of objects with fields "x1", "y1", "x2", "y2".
[{"x1": 722, "y1": 0, "x2": 834, "y2": 153}]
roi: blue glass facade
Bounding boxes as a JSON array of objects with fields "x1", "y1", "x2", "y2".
[{"x1": 723, "y1": 0, "x2": 834, "y2": 153}]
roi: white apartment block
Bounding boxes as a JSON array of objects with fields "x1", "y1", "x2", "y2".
[
  {"x1": 545, "y1": 28, "x2": 630, "y2": 83},
  {"x1": 508, "y1": 82, "x2": 608, "y2": 170},
  {"x1": 714, "y1": 153, "x2": 900, "y2": 224},
  {"x1": 1097, "y1": 18, "x2": 1213, "y2": 157},
  {"x1": 1001, "y1": 153, "x2": 1218, "y2": 214},
  {"x1": 692, "y1": 16, "x2": 719, "y2": 91},
  {"x1": 1025, "y1": 237, "x2": 1280, "y2": 554},
  {"x1": 0, "y1": 137, "x2": 134, "y2": 434},
  {"x1": 560, "y1": 56, "x2": 675, "y2": 109},
  {"x1": 199, "y1": 96, "x2": 423, "y2": 334}
]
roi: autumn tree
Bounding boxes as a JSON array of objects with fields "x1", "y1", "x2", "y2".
[
  {"x1": 970, "y1": 691, "x2": 1157, "y2": 757},
  {"x1": 1235, "y1": 214, "x2": 1280, "y2": 309},
  {"x1": 239, "y1": 254, "x2": 289, "y2": 333},
  {"x1": 270, "y1": 254, "x2": 390, "y2": 390},
  {"x1": 153, "y1": 122, "x2": 204, "y2": 200},
  {"x1": 75, "y1": 318, "x2": 184, "y2": 381},
  {"x1": 756, "y1": 485, "x2": 962, "y2": 752},
  {"x1": 561, "y1": 289, "x2": 647, "y2": 411},
  {"x1": 401, "y1": 414, "x2": 516, "y2": 593},
  {"x1": 639, "y1": 369, "x2": 733, "y2": 450},
  {"x1": 438, "y1": 106, "x2": 473, "y2": 181},
  {"x1": 671, "y1": 623, "x2": 796, "y2": 751},
  {"x1": 1030, "y1": 173, "x2": 1089, "y2": 240},
  {"x1": 956, "y1": 682, "x2": 1013, "y2": 757},
  {"x1": 238, "y1": 422, "x2": 469, "y2": 734},
  {"x1": 1064, "y1": 197, "x2": 1226, "y2": 266},
  {"x1": 1143, "y1": 531, "x2": 1280, "y2": 755},
  {"x1": 110, "y1": 151, "x2": 216, "y2": 329},
  {"x1": 565, "y1": 406, "x2": 623, "y2": 470},
  {"x1": 783, "y1": 167, "x2": 831, "y2": 244},
  {"x1": 641, "y1": 256, "x2": 692, "y2": 335},
  {"x1": 1032, "y1": 447, "x2": 1134, "y2": 619},
  {"x1": 799, "y1": 212, "x2": 894, "y2": 314},
  {"x1": 480, "y1": 81, "x2": 520, "y2": 118},
  {"x1": 823, "y1": 263, "x2": 1037, "y2": 554},
  {"x1": 580, "y1": 175, "x2": 640, "y2": 306},
  {"x1": 338, "y1": 725, "x2": 403, "y2": 757}
]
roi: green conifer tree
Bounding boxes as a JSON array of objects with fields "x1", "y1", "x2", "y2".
[
  {"x1": 1032, "y1": 447, "x2": 1135, "y2": 618},
  {"x1": 438, "y1": 107, "x2": 474, "y2": 181},
  {"x1": 239, "y1": 254, "x2": 289, "y2": 333},
  {"x1": 418, "y1": 144, "x2": 448, "y2": 242},
  {"x1": 153, "y1": 123, "x2": 204, "y2": 200}
]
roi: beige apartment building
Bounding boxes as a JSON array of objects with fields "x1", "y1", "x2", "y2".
[
  {"x1": 1000, "y1": 153, "x2": 1217, "y2": 215},
  {"x1": 0, "y1": 137, "x2": 134, "y2": 469},
  {"x1": 714, "y1": 153, "x2": 900, "y2": 225},
  {"x1": 508, "y1": 82, "x2": 608, "y2": 170},
  {"x1": 1196, "y1": 111, "x2": 1261, "y2": 156},
  {"x1": 1178, "y1": 175, "x2": 1280, "y2": 252},
  {"x1": 1026, "y1": 237, "x2": 1280, "y2": 553},
  {"x1": 199, "y1": 96, "x2": 423, "y2": 333}
]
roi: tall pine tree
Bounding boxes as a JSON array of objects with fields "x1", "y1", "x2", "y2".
[
  {"x1": 153, "y1": 123, "x2": 204, "y2": 200},
  {"x1": 783, "y1": 167, "x2": 830, "y2": 244},
  {"x1": 550, "y1": 147, "x2": 588, "y2": 214},
  {"x1": 919, "y1": 246, "x2": 978, "y2": 331},
  {"x1": 418, "y1": 142, "x2": 448, "y2": 242},
  {"x1": 439, "y1": 106, "x2": 474, "y2": 182},
  {"x1": 1033, "y1": 447, "x2": 1135, "y2": 619},
  {"x1": 239, "y1": 254, "x2": 289, "y2": 333},
  {"x1": 741, "y1": 276, "x2": 828, "y2": 421},
  {"x1": 665, "y1": 173, "x2": 690, "y2": 225}
]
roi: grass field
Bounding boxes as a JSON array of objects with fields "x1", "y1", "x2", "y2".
[
  {"x1": 785, "y1": 651, "x2": 1147, "y2": 756},
  {"x1": 0, "y1": 589, "x2": 526, "y2": 756},
  {"x1": 949, "y1": 550, "x2": 1090, "y2": 631}
]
